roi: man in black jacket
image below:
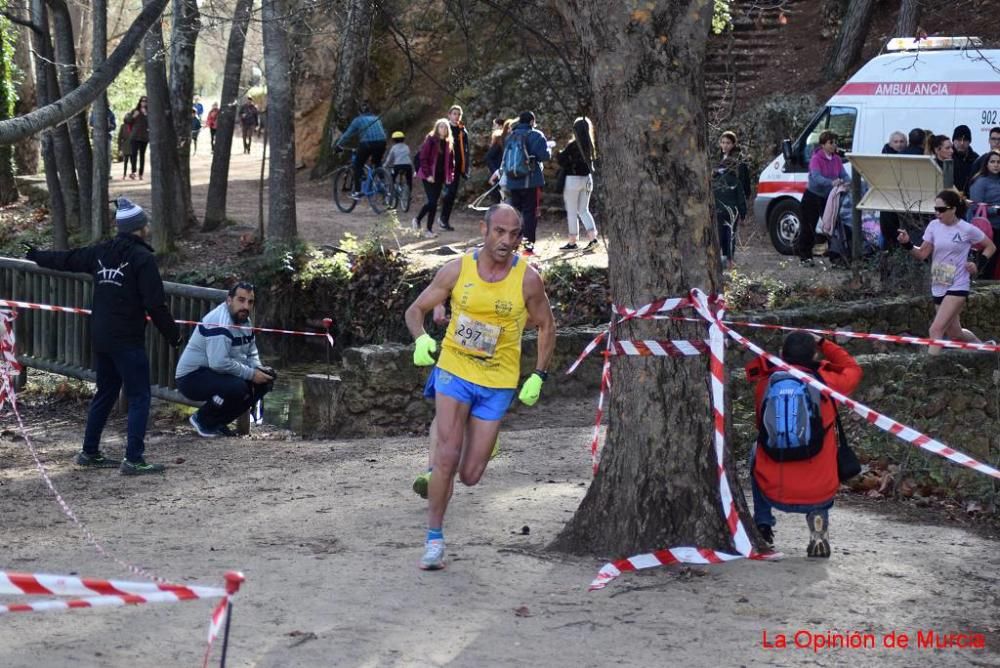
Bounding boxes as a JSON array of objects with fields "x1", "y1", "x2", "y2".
[
  {"x1": 26, "y1": 198, "x2": 181, "y2": 475},
  {"x1": 438, "y1": 105, "x2": 471, "y2": 231}
]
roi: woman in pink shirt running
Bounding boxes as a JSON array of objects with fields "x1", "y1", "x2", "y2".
[{"x1": 898, "y1": 190, "x2": 996, "y2": 354}]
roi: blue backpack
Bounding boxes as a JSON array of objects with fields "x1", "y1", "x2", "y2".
[
  {"x1": 758, "y1": 371, "x2": 825, "y2": 462},
  {"x1": 503, "y1": 131, "x2": 532, "y2": 179}
]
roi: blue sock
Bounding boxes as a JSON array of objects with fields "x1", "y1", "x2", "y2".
[{"x1": 427, "y1": 528, "x2": 443, "y2": 542}]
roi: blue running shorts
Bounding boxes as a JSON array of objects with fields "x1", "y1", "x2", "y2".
[{"x1": 423, "y1": 367, "x2": 515, "y2": 421}]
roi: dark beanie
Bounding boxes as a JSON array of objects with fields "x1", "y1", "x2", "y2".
[
  {"x1": 952, "y1": 124, "x2": 972, "y2": 141},
  {"x1": 518, "y1": 110, "x2": 535, "y2": 125},
  {"x1": 116, "y1": 197, "x2": 148, "y2": 233}
]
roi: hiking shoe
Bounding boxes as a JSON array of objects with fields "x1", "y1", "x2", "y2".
[
  {"x1": 189, "y1": 414, "x2": 219, "y2": 438},
  {"x1": 120, "y1": 459, "x2": 166, "y2": 476},
  {"x1": 559, "y1": 243, "x2": 578, "y2": 251},
  {"x1": 757, "y1": 524, "x2": 775, "y2": 551},
  {"x1": 439, "y1": 222, "x2": 455, "y2": 232},
  {"x1": 489, "y1": 435, "x2": 501, "y2": 460},
  {"x1": 75, "y1": 451, "x2": 119, "y2": 469},
  {"x1": 806, "y1": 512, "x2": 831, "y2": 558},
  {"x1": 419, "y1": 539, "x2": 446, "y2": 570},
  {"x1": 216, "y1": 424, "x2": 237, "y2": 437},
  {"x1": 413, "y1": 470, "x2": 431, "y2": 499}
]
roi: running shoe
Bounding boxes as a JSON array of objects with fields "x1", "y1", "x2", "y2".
[
  {"x1": 351, "y1": 191, "x2": 363, "y2": 200},
  {"x1": 490, "y1": 435, "x2": 501, "y2": 460},
  {"x1": 806, "y1": 512, "x2": 830, "y2": 558},
  {"x1": 757, "y1": 524, "x2": 775, "y2": 551},
  {"x1": 413, "y1": 470, "x2": 431, "y2": 498},
  {"x1": 440, "y1": 222, "x2": 455, "y2": 231},
  {"x1": 120, "y1": 459, "x2": 166, "y2": 476},
  {"x1": 419, "y1": 539, "x2": 446, "y2": 570},
  {"x1": 411, "y1": 217, "x2": 420, "y2": 231},
  {"x1": 423, "y1": 230, "x2": 437, "y2": 239},
  {"x1": 216, "y1": 424, "x2": 237, "y2": 437},
  {"x1": 189, "y1": 414, "x2": 219, "y2": 438},
  {"x1": 559, "y1": 243, "x2": 578, "y2": 251},
  {"x1": 584, "y1": 238, "x2": 599, "y2": 250},
  {"x1": 75, "y1": 451, "x2": 119, "y2": 468}
]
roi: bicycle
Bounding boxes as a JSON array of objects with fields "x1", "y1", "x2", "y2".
[
  {"x1": 332, "y1": 149, "x2": 391, "y2": 214},
  {"x1": 388, "y1": 169, "x2": 412, "y2": 213}
]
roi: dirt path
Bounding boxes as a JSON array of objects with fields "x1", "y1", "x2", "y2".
[{"x1": 0, "y1": 394, "x2": 997, "y2": 668}]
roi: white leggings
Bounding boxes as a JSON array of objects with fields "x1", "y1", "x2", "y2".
[{"x1": 563, "y1": 174, "x2": 596, "y2": 238}]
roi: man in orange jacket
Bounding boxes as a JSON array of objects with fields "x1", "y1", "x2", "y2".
[{"x1": 746, "y1": 332, "x2": 862, "y2": 558}]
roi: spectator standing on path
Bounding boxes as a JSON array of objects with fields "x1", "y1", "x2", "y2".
[
  {"x1": 797, "y1": 131, "x2": 847, "y2": 267},
  {"x1": 951, "y1": 125, "x2": 979, "y2": 195},
  {"x1": 176, "y1": 282, "x2": 276, "y2": 439},
  {"x1": 191, "y1": 108, "x2": 202, "y2": 155},
  {"x1": 411, "y1": 119, "x2": 455, "y2": 239},
  {"x1": 484, "y1": 118, "x2": 505, "y2": 204},
  {"x1": 968, "y1": 151, "x2": 1000, "y2": 278},
  {"x1": 438, "y1": 105, "x2": 471, "y2": 232},
  {"x1": 492, "y1": 111, "x2": 552, "y2": 256},
  {"x1": 746, "y1": 332, "x2": 862, "y2": 557},
  {"x1": 712, "y1": 130, "x2": 750, "y2": 266},
  {"x1": 206, "y1": 102, "x2": 220, "y2": 153},
  {"x1": 127, "y1": 96, "x2": 149, "y2": 180},
  {"x1": 238, "y1": 96, "x2": 259, "y2": 154},
  {"x1": 970, "y1": 126, "x2": 1000, "y2": 174},
  {"x1": 383, "y1": 131, "x2": 413, "y2": 192},
  {"x1": 897, "y1": 190, "x2": 996, "y2": 354},
  {"x1": 404, "y1": 203, "x2": 556, "y2": 571},
  {"x1": 335, "y1": 102, "x2": 388, "y2": 199},
  {"x1": 117, "y1": 112, "x2": 133, "y2": 179},
  {"x1": 556, "y1": 116, "x2": 599, "y2": 251},
  {"x1": 879, "y1": 131, "x2": 907, "y2": 250},
  {"x1": 24, "y1": 198, "x2": 182, "y2": 475}
]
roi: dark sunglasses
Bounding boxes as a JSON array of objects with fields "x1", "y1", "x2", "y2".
[{"x1": 933, "y1": 206, "x2": 954, "y2": 213}]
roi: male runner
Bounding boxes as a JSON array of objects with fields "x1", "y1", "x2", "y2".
[{"x1": 404, "y1": 203, "x2": 556, "y2": 570}]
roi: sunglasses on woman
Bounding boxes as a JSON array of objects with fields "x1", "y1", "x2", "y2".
[{"x1": 933, "y1": 206, "x2": 954, "y2": 213}]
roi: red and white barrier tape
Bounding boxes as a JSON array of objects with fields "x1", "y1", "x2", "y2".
[
  {"x1": 0, "y1": 309, "x2": 21, "y2": 409},
  {"x1": 0, "y1": 298, "x2": 335, "y2": 346},
  {"x1": 612, "y1": 296, "x2": 693, "y2": 321},
  {"x1": 613, "y1": 339, "x2": 709, "y2": 357},
  {"x1": 0, "y1": 571, "x2": 224, "y2": 599}
]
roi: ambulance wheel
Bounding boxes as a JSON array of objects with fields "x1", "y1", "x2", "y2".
[{"x1": 768, "y1": 199, "x2": 800, "y2": 256}]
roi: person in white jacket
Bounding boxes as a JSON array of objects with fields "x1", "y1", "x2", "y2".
[{"x1": 175, "y1": 282, "x2": 276, "y2": 437}]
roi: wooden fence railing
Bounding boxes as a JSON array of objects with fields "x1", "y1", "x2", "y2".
[{"x1": 0, "y1": 256, "x2": 227, "y2": 406}]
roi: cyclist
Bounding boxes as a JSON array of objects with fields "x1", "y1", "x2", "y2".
[
  {"x1": 383, "y1": 130, "x2": 413, "y2": 193},
  {"x1": 335, "y1": 102, "x2": 387, "y2": 199}
]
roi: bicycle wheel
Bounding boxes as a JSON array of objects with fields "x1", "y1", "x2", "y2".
[
  {"x1": 332, "y1": 166, "x2": 358, "y2": 213},
  {"x1": 367, "y1": 167, "x2": 391, "y2": 215},
  {"x1": 397, "y1": 180, "x2": 412, "y2": 213}
]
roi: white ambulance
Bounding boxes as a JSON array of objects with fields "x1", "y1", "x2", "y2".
[{"x1": 754, "y1": 36, "x2": 1000, "y2": 254}]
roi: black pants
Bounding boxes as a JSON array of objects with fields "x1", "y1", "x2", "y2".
[
  {"x1": 354, "y1": 141, "x2": 387, "y2": 191},
  {"x1": 241, "y1": 124, "x2": 254, "y2": 152},
  {"x1": 83, "y1": 347, "x2": 150, "y2": 462},
  {"x1": 509, "y1": 186, "x2": 540, "y2": 245},
  {"x1": 879, "y1": 211, "x2": 900, "y2": 250},
  {"x1": 416, "y1": 179, "x2": 444, "y2": 231},
  {"x1": 176, "y1": 368, "x2": 272, "y2": 430},
  {"x1": 796, "y1": 189, "x2": 825, "y2": 260},
  {"x1": 209, "y1": 128, "x2": 217, "y2": 152},
  {"x1": 129, "y1": 140, "x2": 148, "y2": 177},
  {"x1": 717, "y1": 211, "x2": 739, "y2": 261},
  {"x1": 391, "y1": 164, "x2": 413, "y2": 191},
  {"x1": 439, "y1": 172, "x2": 464, "y2": 226}
]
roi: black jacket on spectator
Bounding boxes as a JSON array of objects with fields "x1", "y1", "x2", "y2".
[
  {"x1": 953, "y1": 149, "x2": 979, "y2": 194},
  {"x1": 557, "y1": 140, "x2": 593, "y2": 176},
  {"x1": 28, "y1": 234, "x2": 179, "y2": 352}
]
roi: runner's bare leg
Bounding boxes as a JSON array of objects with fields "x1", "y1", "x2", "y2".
[{"x1": 428, "y1": 394, "x2": 471, "y2": 529}]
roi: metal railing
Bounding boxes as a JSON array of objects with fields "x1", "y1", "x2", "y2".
[{"x1": 0, "y1": 257, "x2": 227, "y2": 406}]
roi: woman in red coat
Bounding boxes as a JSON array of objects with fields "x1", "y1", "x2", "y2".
[
  {"x1": 746, "y1": 332, "x2": 862, "y2": 558},
  {"x1": 410, "y1": 118, "x2": 455, "y2": 239}
]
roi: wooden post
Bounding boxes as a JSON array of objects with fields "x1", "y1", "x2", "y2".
[
  {"x1": 236, "y1": 411, "x2": 251, "y2": 435},
  {"x1": 851, "y1": 168, "x2": 863, "y2": 261}
]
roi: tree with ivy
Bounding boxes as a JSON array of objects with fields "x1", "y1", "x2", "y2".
[{"x1": 0, "y1": 6, "x2": 18, "y2": 205}]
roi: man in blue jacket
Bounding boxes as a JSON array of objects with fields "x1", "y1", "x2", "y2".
[
  {"x1": 492, "y1": 111, "x2": 552, "y2": 255},
  {"x1": 26, "y1": 198, "x2": 181, "y2": 475},
  {"x1": 335, "y1": 102, "x2": 388, "y2": 199}
]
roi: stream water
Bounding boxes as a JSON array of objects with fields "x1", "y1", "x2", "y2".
[{"x1": 256, "y1": 363, "x2": 322, "y2": 432}]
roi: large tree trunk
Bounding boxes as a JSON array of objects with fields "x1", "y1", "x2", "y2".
[
  {"x1": 142, "y1": 0, "x2": 180, "y2": 252},
  {"x1": 0, "y1": 14, "x2": 18, "y2": 205},
  {"x1": 202, "y1": 0, "x2": 251, "y2": 230},
  {"x1": 894, "y1": 0, "x2": 921, "y2": 38},
  {"x1": 90, "y1": 0, "x2": 110, "y2": 239},
  {"x1": 0, "y1": 0, "x2": 170, "y2": 144},
  {"x1": 11, "y1": 26, "x2": 39, "y2": 175},
  {"x1": 30, "y1": 0, "x2": 74, "y2": 246},
  {"x1": 169, "y1": 0, "x2": 199, "y2": 228},
  {"x1": 261, "y1": 0, "x2": 296, "y2": 241},
  {"x1": 310, "y1": 0, "x2": 373, "y2": 179},
  {"x1": 48, "y1": 0, "x2": 94, "y2": 237},
  {"x1": 549, "y1": 0, "x2": 748, "y2": 558},
  {"x1": 824, "y1": 0, "x2": 876, "y2": 81},
  {"x1": 202, "y1": 0, "x2": 252, "y2": 231}
]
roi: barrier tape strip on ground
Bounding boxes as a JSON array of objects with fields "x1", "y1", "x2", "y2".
[
  {"x1": 0, "y1": 571, "x2": 224, "y2": 599},
  {"x1": 715, "y1": 316, "x2": 1000, "y2": 481},
  {"x1": 588, "y1": 291, "x2": 777, "y2": 591},
  {"x1": 0, "y1": 299, "x2": 335, "y2": 345}
]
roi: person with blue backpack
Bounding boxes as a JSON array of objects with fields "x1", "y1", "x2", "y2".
[
  {"x1": 491, "y1": 110, "x2": 553, "y2": 256},
  {"x1": 745, "y1": 331, "x2": 862, "y2": 558}
]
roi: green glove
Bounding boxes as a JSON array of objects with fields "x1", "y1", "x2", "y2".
[
  {"x1": 413, "y1": 333, "x2": 437, "y2": 366},
  {"x1": 518, "y1": 372, "x2": 544, "y2": 406}
]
